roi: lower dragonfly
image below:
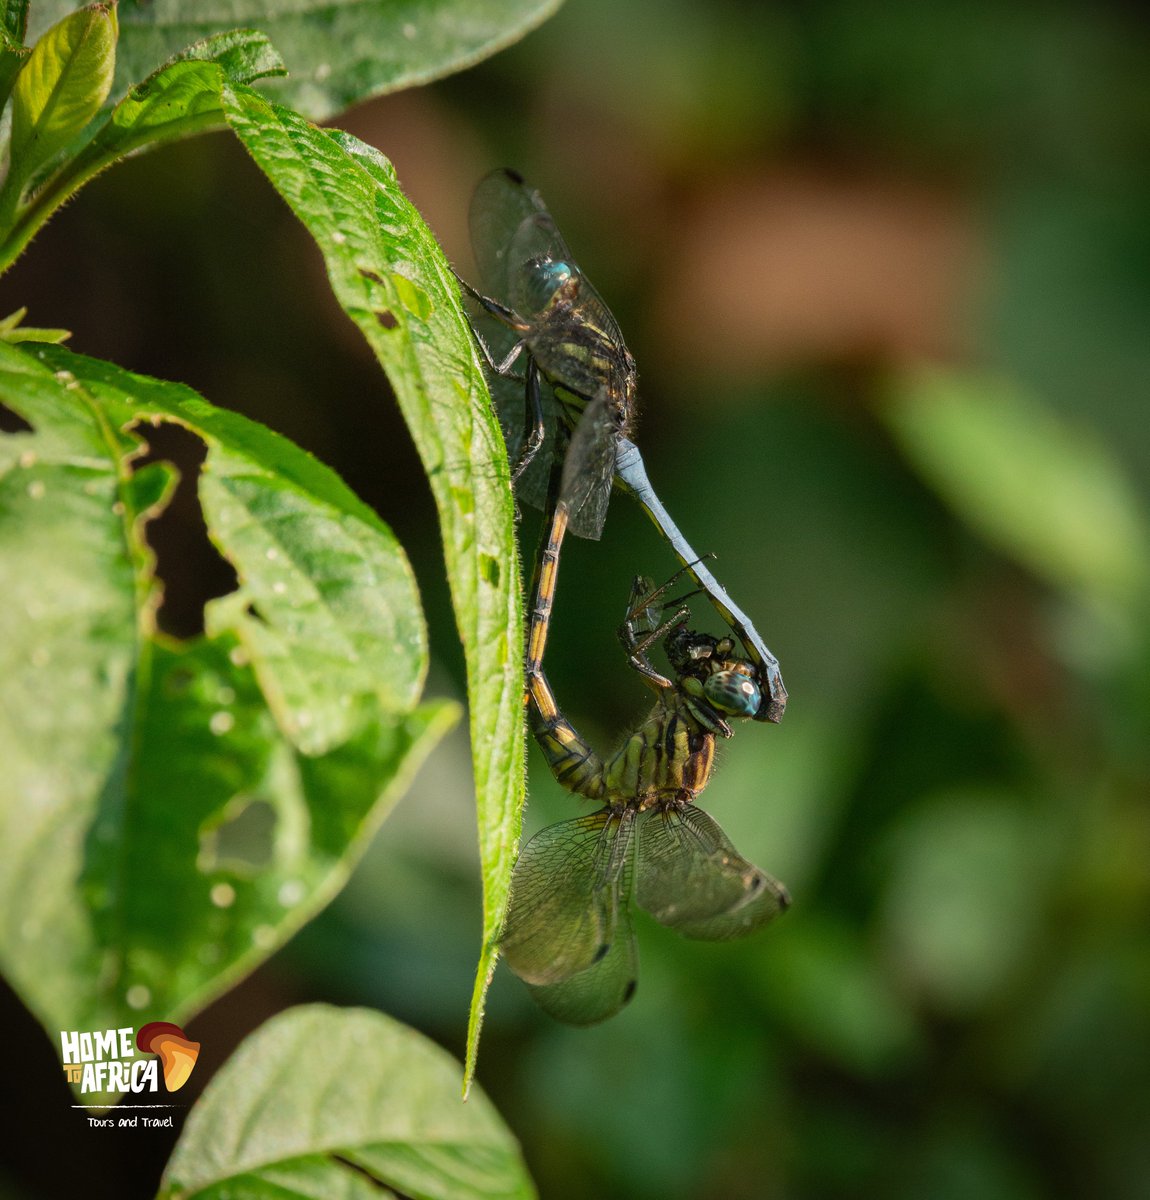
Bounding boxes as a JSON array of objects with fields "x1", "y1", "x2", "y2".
[
  {"x1": 502, "y1": 566, "x2": 791, "y2": 1024},
  {"x1": 455, "y1": 168, "x2": 786, "y2": 721}
]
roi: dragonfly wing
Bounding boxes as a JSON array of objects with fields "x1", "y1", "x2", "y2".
[
  {"x1": 526, "y1": 882, "x2": 638, "y2": 1025},
  {"x1": 469, "y1": 169, "x2": 577, "y2": 301},
  {"x1": 501, "y1": 809, "x2": 636, "y2": 986},
  {"x1": 559, "y1": 390, "x2": 619, "y2": 541},
  {"x1": 636, "y1": 803, "x2": 790, "y2": 940}
]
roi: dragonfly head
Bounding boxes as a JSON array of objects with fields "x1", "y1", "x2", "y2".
[
  {"x1": 666, "y1": 628, "x2": 762, "y2": 721},
  {"x1": 519, "y1": 256, "x2": 576, "y2": 315}
]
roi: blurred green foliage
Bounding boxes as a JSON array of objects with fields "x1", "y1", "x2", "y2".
[{"x1": 4, "y1": 0, "x2": 1148, "y2": 1197}]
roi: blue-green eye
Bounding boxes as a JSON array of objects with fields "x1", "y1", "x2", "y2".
[
  {"x1": 521, "y1": 258, "x2": 573, "y2": 313},
  {"x1": 703, "y1": 670, "x2": 761, "y2": 718}
]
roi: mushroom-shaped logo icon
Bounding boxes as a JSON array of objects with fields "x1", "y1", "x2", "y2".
[{"x1": 136, "y1": 1022, "x2": 201, "y2": 1092}]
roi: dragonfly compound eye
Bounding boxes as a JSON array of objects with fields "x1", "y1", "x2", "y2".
[
  {"x1": 703, "y1": 670, "x2": 762, "y2": 718},
  {"x1": 520, "y1": 258, "x2": 574, "y2": 313}
]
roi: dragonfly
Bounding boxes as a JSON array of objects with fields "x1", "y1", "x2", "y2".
[
  {"x1": 455, "y1": 168, "x2": 787, "y2": 722},
  {"x1": 501, "y1": 568, "x2": 791, "y2": 1025}
]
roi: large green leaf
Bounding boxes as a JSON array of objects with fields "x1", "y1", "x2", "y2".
[
  {"x1": 215, "y1": 86, "x2": 525, "y2": 1090},
  {"x1": 160, "y1": 1005, "x2": 536, "y2": 1200},
  {"x1": 29, "y1": 0, "x2": 563, "y2": 120},
  {"x1": 0, "y1": 341, "x2": 455, "y2": 1082}
]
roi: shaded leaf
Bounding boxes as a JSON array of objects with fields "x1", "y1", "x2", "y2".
[
  {"x1": 885, "y1": 368, "x2": 1150, "y2": 608},
  {"x1": 0, "y1": 26, "x2": 30, "y2": 111},
  {"x1": 160, "y1": 1005, "x2": 536, "y2": 1200}
]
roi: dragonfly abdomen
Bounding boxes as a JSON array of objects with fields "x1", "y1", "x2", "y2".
[{"x1": 530, "y1": 705, "x2": 608, "y2": 800}]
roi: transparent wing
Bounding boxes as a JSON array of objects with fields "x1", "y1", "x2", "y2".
[
  {"x1": 469, "y1": 169, "x2": 631, "y2": 393},
  {"x1": 500, "y1": 808, "x2": 636, "y2": 986},
  {"x1": 558, "y1": 390, "x2": 619, "y2": 541},
  {"x1": 469, "y1": 168, "x2": 578, "y2": 305},
  {"x1": 636, "y1": 804, "x2": 790, "y2": 940},
  {"x1": 526, "y1": 870, "x2": 638, "y2": 1025}
]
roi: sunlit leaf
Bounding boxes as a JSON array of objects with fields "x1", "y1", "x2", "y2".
[
  {"x1": 0, "y1": 305, "x2": 70, "y2": 343},
  {"x1": 0, "y1": 342, "x2": 455, "y2": 1096},
  {"x1": 217, "y1": 87, "x2": 524, "y2": 1091},
  {"x1": 0, "y1": 31, "x2": 285, "y2": 275},
  {"x1": 30, "y1": 0, "x2": 564, "y2": 120},
  {"x1": 8, "y1": 2, "x2": 116, "y2": 189}
]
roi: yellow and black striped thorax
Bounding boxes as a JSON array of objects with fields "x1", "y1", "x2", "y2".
[
  {"x1": 531, "y1": 691, "x2": 715, "y2": 807},
  {"x1": 603, "y1": 696, "x2": 716, "y2": 808},
  {"x1": 529, "y1": 285, "x2": 638, "y2": 438}
]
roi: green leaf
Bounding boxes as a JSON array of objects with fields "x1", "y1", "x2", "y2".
[
  {"x1": 29, "y1": 0, "x2": 564, "y2": 120},
  {"x1": 0, "y1": 305, "x2": 70, "y2": 343},
  {"x1": 160, "y1": 1005, "x2": 536, "y2": 1200},
  {"x1": 0, "y1": 26, "x2": 30, "y2": 111},
  {"x1": 877, "y1": 788, "x2": 1056, "y2": 1013},
  {"x1": 0, "y1": 341, "x2": 456, "y2": 1091},
  {"x1": 82, "y1": 30, "x2": 285, "y2": 154},
  {"x1": 885, "y1": 368, "x2": 1150, "y2": 609},
  {"x1": 0, "y1": 31, "x2": 285, "y2": 275},
  {"x1": 8, "y1": 2, "x2": 117, "y2": 191},
  {"x1": 218, "y1": 87, "x2": 524, "y2": 1091}
]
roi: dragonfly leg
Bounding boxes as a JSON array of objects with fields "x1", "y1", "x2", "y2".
[
  {"x1": 452, "y1": 268, "x2": 532, "y2": 334},
  {"x1": 512, "y1": 357, "x2": 547, "y2": 485},
  {"x1": 461, "y1": 315, "x2": 526, "y2": 382},
  {"x1": 617, "y1": 575, "x2": 691, "y2": 691}
]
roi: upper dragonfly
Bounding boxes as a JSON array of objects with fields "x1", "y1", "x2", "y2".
[{"x1": 455, "y1": 168, "x2": 787, "y2": 721}]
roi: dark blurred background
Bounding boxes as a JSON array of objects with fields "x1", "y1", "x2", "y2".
[{"x1": 3, "y1": 1, "x2": 1149, "y2": 1197}]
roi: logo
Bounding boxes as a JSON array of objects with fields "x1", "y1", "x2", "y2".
[{"x1": 60, "y1": 1021, "x2": 201, "y2": 1096}]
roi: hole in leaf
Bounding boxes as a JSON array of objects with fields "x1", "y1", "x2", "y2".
[
  {"x1": 199, "y1": 795, "x2": 277, "y2": 877},
  {"x1": 129, "y1": 420, "x2": 238, "y2": 639},
  {"x1": 480, "y1": 553, "x2": 501, "y2": 587},
  {"x1": 246, "y1": 601, "x2": 268, "y2": 624},
  {"x1": 375, "y1": 309, "x2": 398, "y2": 330},
  {"x1": 0, "y1": 401, "x2": 33, "y2": 433}
]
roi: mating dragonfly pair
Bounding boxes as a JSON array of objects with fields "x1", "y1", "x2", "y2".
[{"x1": 457, "y1": 169, "x2": 789, "y2": 1024}]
